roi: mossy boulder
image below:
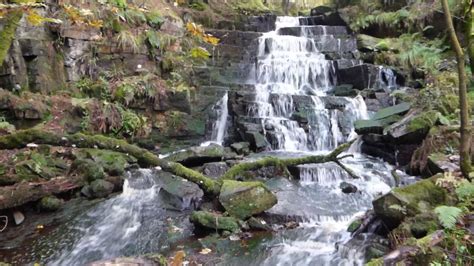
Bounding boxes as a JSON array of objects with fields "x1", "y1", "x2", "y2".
[
  {"x1": 71, "y1": 159, "x2": 106, "y2": 182},
  {"x1": 372, "y1": 175, "x2": 447, "y2": 229},
  {"x1": 190, "y1": 211, "x2": 240, "y2": 232},
  {"x1": 230, "y1": 142, "x2": 250, "y2": 155},
  {"x1": 89, "y1": 179, "x2": 114, "y2": 198},
  {"x1": 347, "y1": 218, "x2": 363, "y2": 233},
  {"x1": 386, "y1": 111, "x2": 439, "y2": 144},
  {"x1": 38, "y1": 196, "x2": 63, "y2": 212},
  {"x1": 74, "y1": 149, "x2": 137, "y2": 176},
  {"x1": 219, "y1": 180, "x2": 277, "y2": 220}
]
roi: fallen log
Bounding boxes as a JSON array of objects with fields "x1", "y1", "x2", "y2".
[
  {"x1": 219, "y1": 142, "x2": 357, "y2": 180},
  {"x1": 0, "y1": 176, "x2": 82, "y2": 210},
  {"x1": 0, "y1": 130, "x2": 357, "y2": 197}
]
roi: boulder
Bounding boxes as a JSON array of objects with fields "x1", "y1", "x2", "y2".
[
  {"x1": 202, "y1": 162, "x2": 229, "y2": 179},
  {"x1": 89, "y1": 179, "x2": 114, "y2": 198},
  {"x1": 219, "y1": 180, "x2": 277, "y2": 220},
  {"x1": 74, "y1": 149, "x2": 137, "y2": 176},
  {"x1": 340, "y1": 182, "x2": 358, "y2": 194},
  {"x1": 166, "y1": 144, "x2": 227, "y2": 167},
  {"x1": 38, "y1": 196, "x2": 63, "y2": 212},
  {"x1": 372, "y1": 102, "x2": 411, "y2": 120},
  {"x1": 354, "y1": 120, "x2": 384, "y2": 135},
  {"x1": 71, "y1": 159, "x2": 106, "y2": 182},
  {"x1": 157, "y1": 171, "x2": 204, "y2": 211},
  {"x1": 190, "y1": 211, "x2": 240, "y2": 232},
  {"x1": 330, "y1": 84, "x2": 357, "y2": 97},
  {"x1": 310, "y1": 6, "x2": 334, "y2": 16},
  {"x1": 372, "y1": 175, "x2": 447, "y2": 229},
  {"x1": 230, "y1": 142, "x2": 251, "y2": 155},
  {"x1": 244, "y1": 131, "x2": 269, "y2": 151},
  {"x1": 385, "y1": 110, "x2": 438, "y2": 144}
]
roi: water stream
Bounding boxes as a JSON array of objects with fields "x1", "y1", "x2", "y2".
[{"x1": 19, "y1": 16, "x2": 404, "y2": 265}]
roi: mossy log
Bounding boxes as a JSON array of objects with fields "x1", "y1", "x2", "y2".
[
  {"x1": 219, "y1": 142, "x2": 356, "y2": 180},
  {"x1": 0, "y1": 129, "x2": 220, "y2": 194},
  {"x1": 0, "y1": 130, "x2": 356, "y2": 196},
  {"x1": 0, "y1": 176, "x2": 81, "y2": 210}
]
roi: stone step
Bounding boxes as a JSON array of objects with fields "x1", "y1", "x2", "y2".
[
  {"x1": 278, "y1": 26, "x2": 348, "y2": 37},
  {"x1": 262, "y1": 35, "x2": 357, "y2": 54}
]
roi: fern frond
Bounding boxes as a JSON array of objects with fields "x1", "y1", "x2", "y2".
[{"x1": 434, "y1": 206, "x2": 463, "y2": 229}]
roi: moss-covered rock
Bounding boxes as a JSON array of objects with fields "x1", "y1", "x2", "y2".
[
  {"x1": 71, "y1": 159, "x2": 106, "y2": 182},
  {"x1": 372, "y1": 175, "x2": 447, "y2": 229},
  {"x1": 38, "y1": 196, "x2": 63, "y2": 212},
  {"x1": 14, "y1": 152, "x2": 68, "y2": 181},
  {"x1": 74, "y1": 149, "x2": 137, "y2": 176},
  {"x1": 347, "y1": 218, "x2": 363, "y2": 233},
  {"x1": 219, "y1": 180, "x2": 277, "y2": 220},
  {"x1": 89, "y1": 179, "x2": 114, "y2": 198},
  {"x1": 190, "y1": 211, "x2": 240, "y2": 232},
  {"x1": 372, "y1": 102, "x2": 410, "y2": 120}
]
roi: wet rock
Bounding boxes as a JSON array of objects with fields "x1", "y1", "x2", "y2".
[
  {"x1": 15, "y1": 152, "x2": 68, "y2": 181},
  {"x1": 357, "y1": 34, "x2": 386, "y2": 52},
  {"x1": 202, "y1": 162, "x2": 229, "y2": 179},
  {"x1": 219, "y1": 180, "x2": 277, "y2": 220},
  {"x1": 330, "y1": 84, "x2": 357, "y2": 97},
  {"x1": 38, "y1": 196, "x2": 63, "y2": 212},
  {"x1": 365, "y1": 242, "x2": 390, "y2": 261},
  {"x1": 166, "y1": 144, "x2": 227, "y2": 167},
  {"x1": 244, "y1": 131, "x2": 269, "y2": 151},
  {"x1": 354, "y1": 119, "x2": 384, "y2": 135},
  {"x1": 157, "y1": 171, "x2": 204, "y2": 211},
  {"x1": 190, "y1": 211, "x2": 240, "y2": 232},
  {"x1": 13, "y1": 210, "x2": 25, "y2": 225},
  {"x1": 230, "y1": 142, "x2": 250, "y2": 155},
  {"x1": 340, "y1": 182, "x2": 358, "y2": 194},
  {"x1": 89, "y1": 179, "x2": 114, "y2": 199},
  {"x1": 372, "y1": 175, "x2": 447, "y2": 229}
]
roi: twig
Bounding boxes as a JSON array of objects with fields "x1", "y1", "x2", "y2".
[{"x1": 0, "y1": 216, "x2": 7, "y2": 232}]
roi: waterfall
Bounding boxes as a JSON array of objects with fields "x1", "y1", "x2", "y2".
[{"x1": 202, "y1": 92, "x2": 229, "y2": 146}]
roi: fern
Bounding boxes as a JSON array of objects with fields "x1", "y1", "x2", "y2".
[
  {"x1": 434, "y1": 206, "x2": 463, "y2": 229},
  {"x1": 116, "y1": 30, "x2": 142, "y2": 53},
  {"x1": 455, "y1": 180, "x2": 474, "y2": 201}
]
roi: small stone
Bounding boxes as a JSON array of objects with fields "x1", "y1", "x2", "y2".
[
  {"x1": 38, "y1": 196, "x2": 63, "y2": 212},
  {"x1": 13, "y1": 211, "x2": 25, "y2": 225}
]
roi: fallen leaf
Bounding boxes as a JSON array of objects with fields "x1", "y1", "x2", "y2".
[{"x1": 199, "y1": 248, "x2": 212, "y2": 255}]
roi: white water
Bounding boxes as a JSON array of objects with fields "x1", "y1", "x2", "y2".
[{"x1": 202, "y1": 92, "x2": 229, "y2": 146}]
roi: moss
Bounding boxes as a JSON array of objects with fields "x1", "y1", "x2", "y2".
[
  {"x1": 347, "y1": 219, "x2": 362, "y2": 233},
  {"x1": 38, "y1": 196, "x2": 63, "y2": 212},
  {"x1": 0, "y1": 10, "x2": 22, "y2": 65},
  {"x1": 74, "y1": 149, "x2": 136, "y2": 176},
  {"x1": 71, "y1": 159, "x2": 106, "y2": 182},
  {"x1": 219, "y1": 180, "x2": 277, "y2": 220},
  {"x1": 408, "y1": 111, "x2": 438, "y2": 132},
  {"x1": 190, "y1": 211, "x2": 240, "y2": 232}
]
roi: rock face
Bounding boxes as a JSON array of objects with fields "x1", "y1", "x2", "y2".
[
  {"x1": 219, "y1": 180, "x2": 277, "y2": 220},
  {"x1": 372, "y1": 175, "x2": 447, "y2": 229},
  {"x1": 190, "y1": 211, "x2": 240, "y2": 232}
]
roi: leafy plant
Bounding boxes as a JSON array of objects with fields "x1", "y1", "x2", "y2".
[
  {"x1": 455, "y1": 180, "x2": 474, "y2": 202},
  {"x1": 145, "y1": 10, "x2": 164, "y2": 28},
  {"x1": 116, "y1": 30, "x2": 142, "y2": 53},
  {"x1": 434, "y1": 206, "x2": 463, "y2": 229}
]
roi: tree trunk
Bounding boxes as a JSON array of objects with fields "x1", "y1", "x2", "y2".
[
  {"x1": 465, "y1": 0, "x2": 474, "y2": 75},
  {"x1": 442, "y1": 0, "x2": 473, "y2": 179}
]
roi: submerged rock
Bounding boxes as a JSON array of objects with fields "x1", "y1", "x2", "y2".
[
  {"x1": 190, "y1": 211, "x2": 240, "y2": 232},
  {"x1": 219, "y1": 180, "x2": 277, "y2": 220}
]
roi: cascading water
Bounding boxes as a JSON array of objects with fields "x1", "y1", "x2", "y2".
[{"x1": 202, "y1": 92, "x2": 229, "y2": 146}]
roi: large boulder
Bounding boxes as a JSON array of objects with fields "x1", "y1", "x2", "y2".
[
  {"x1": 190, "y1": 211, "x2": 240, "y2": 232},
  {"x1": 89, "y1": 179, "x2": 115, "y2": 198},
  {"x1": 219, "y1": 180, "x2": 277, "y2": 220},
  {"x1": 385, "y1": 110, "x2": 439, "y2": 144},
  {"x1": 165, "y1": 144, "x2": 228, "y2": 166},
  {"x1": 372, "y1": 175, "x2": 447, "y2": 229},
  {"x1": 156, "y1": 171, "x2": 204, "y2": 211},
  {"x1": 73, "y1": 149, "x2": 137, "y2": 176}
]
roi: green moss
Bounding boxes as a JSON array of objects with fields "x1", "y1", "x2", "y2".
[
  {"x1": 408, "y1": 111, "x2": 438, "y2": 132},
  {"x1": 71, "y1": 158, "x2": 106, "y2": 182},
  {"x1": 38, "y1": 196, "x2": 63, "y2": 212},
  {"x1": 347, "y1": 219, "x2": 362, "y2": 233},
  {"x1": 0, "y1": 10, "x2": 22, "y2": 65},
  {"x1": 74, "y1": 148, "x2": 136, "y2": 176}
]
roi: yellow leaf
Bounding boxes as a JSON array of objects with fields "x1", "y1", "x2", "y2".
[
  {"x1": 26, "y1": 10, "x2": 45, "y2": 26},
  {"x1": 171, "y1": 250, "x2": 185, "y2": 266}
]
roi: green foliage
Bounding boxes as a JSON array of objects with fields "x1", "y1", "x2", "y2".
[
  {"x1": 190, "y1": 47, "x2": 210, "y2": 60},
  {"x1": 76, "y1": 77, "x2": 110, "y2": 100},
  {"x1": 189, "y1": 0, "x2": 207, "y2": 11},
  {"x1": 145, "y1": 30, "x2": 160, "y2": 49},
  {"x1": 145, "y1": 10, "x2": 164, "y2": 28},
  {"x1": 119, "y1": 8, "x2": 147, "y2": 25},
  {"x1": 116, "y1": 30, "x2": 142, "y2": 53},
  {"x1": 108, "y1": 0, "x2": 127, "y2": 8},
  {"x1": 434, "y1": 206, "x2": 463, "y2": 229},
  {"x1": 118, "y1": 107, "x2": 150, "y2": 137},
  {"x1": 352, "y1": 9, "x2": 410, "y2": 32},
  {"x1": 0, "y1": 10, "x2": 22, "y2": 65},
  {"x1": 455, "y1": 180, "x2": 474, "y2": 202}
]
